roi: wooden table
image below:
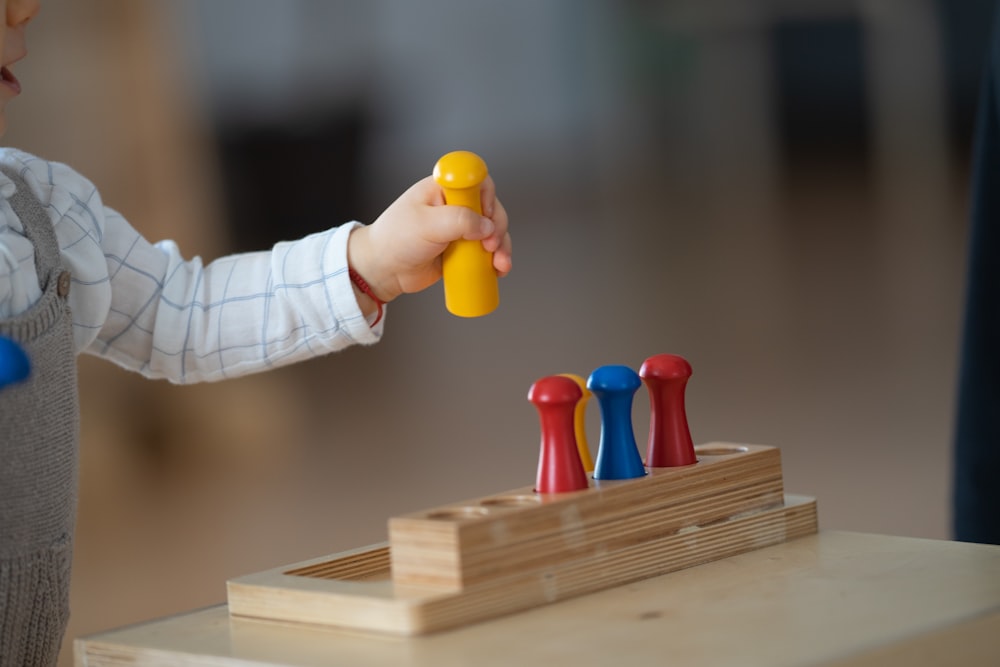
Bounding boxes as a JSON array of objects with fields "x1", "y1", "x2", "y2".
[{"x1": 75, "y1": 531, "x2": 1000, "y2": 666}]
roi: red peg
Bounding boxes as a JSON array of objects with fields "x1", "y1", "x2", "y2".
[
  {"x1": 528, "y1": 376, "x2": 589, "y2": 493},
  {"x1": 639, "y1": 354, "x2": 697, "y2": 467}
]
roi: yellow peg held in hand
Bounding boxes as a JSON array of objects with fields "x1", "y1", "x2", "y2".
[{"x1": 433, "y1": 150, "x2": 500, "y2": 318}]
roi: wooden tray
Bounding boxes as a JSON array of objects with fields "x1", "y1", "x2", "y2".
[{"x1": 227, "y1": 443, "x2": 818, "y2": 634}]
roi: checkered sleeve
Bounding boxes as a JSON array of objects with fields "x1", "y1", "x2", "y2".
[
  {"x1": 0, "y1": 148, "x2": 382, "y2": 384},
  {"x1": 90, "y1": 214, "x2": 383, "y2": 383}
]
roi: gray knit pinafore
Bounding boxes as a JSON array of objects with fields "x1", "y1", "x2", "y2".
[{"x1": 0, "y1": 166, "x2": 79, "y2": 667}]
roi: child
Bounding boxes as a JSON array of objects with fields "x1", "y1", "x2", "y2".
[{"x1": 0, "y1": 1, "x2": 512, "y2": 665}]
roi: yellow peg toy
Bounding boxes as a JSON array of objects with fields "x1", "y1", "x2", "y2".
[
  {"x1": 560, "y1": 373, "x2": 595, "y2": 472},
  {"x1": 433, "y1": 151, "x2": 500, "y2": 317}
]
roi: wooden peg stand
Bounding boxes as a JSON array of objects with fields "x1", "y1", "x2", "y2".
[{"x1": 226, "y1": 442, "x2": 818, "y2": 635}]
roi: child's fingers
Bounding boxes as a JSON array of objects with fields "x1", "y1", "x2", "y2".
[
  {"x1": 480, "y1": 175, "x2": 498, "y2": 218},
  {"x1": 410, "y1": 175, "x2": 446, "y2": 206},
  {"x1": 493, "y1": 232, "x2": 513, "y2": 277},
  {"x1": 423, "y1": 204, "x2": 493, "y2": 245},
  {"x1": 480, "y1": 197, "x2": 509, "y2": 252},
  {"x1": 411, "y1": 175, "x2": 510, "y2": 271}
]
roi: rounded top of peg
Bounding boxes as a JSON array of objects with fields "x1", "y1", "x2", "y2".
[
  {"x1": 528, "y1": 375, "x2": 583, "y2": 406},
  {"x1": 558, "y1": 373, "x2": 592, "y2": 400},
  {"x1": 639, "y1": 354, "x2": 692, "y2": 381},
  {"x1": 433, "y1": 151, "x2": 488, "y2": 190},
  {"x1": 586, "y1": 365, "x2": 641, "y2": 393}
]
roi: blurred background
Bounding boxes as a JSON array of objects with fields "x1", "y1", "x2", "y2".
[{"x1": 3, "y1": 0, "x2": 994, "y2": 662}]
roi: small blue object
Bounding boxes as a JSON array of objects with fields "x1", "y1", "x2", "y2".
[
  {"x1": 587, "y1": 364, "x2": 646, "y2": 480},
  {"x1": 0, "y1": 336, "x2": 30, "y2": 389}
]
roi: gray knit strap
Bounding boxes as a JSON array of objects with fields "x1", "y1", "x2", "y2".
[
  {"x1": 0, "y1": 165, "x2": 62, "y2": 291},
  {"x1": 0, "y1": 272, "x2": 66, "y2": 342},
  {"x1": 0, "y1": 165, "x2": 77, "y2": 667}
]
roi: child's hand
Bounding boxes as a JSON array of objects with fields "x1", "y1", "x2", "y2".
[{"x1": 347, "y1": 175, "x2": 511, "y2": 310}]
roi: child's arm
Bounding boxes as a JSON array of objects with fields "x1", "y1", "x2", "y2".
[
  {"x1": 2, "y1": 151, "x2": 509, "y2": 383},
  {"x1": 88, "y1": 173, "x2": 509, "y2": 383}
]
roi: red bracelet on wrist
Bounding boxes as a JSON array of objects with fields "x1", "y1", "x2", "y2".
[{"x1": 349, "y1": 267, "x2": 385, "y2": 327}]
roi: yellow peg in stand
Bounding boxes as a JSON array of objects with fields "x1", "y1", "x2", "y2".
[
  {"x1": 433, "y1": 151, "x2": 500, "y2": 317},
  {"x1": 560, "y1": 373, "x2": 595, "y2": 472}
]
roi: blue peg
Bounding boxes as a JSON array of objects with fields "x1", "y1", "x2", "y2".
[
  {"x1": 0, "y1": 336, "x2": 30, "y2": 389},
  {"x1": 587, "y1": 364, "x2": 646, "y2": 480}
]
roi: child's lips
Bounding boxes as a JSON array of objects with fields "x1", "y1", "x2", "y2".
[{"x1": 1, "y1": 67, "x2": 21, "y2": 94}]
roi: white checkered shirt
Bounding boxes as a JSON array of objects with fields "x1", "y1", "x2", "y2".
[{"x1": 0, "y1": 148, "x2": 382, "y2": 383}]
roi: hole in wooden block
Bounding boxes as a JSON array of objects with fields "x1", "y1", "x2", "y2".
[
  {"x1": 694, "y1": 445, "x2": 749, "y2": 456},
  {"x1": 425, "y1": 506, "x2": 491, "y2": 520},
  {"x1": 480, "y1": 494, "x2": 542, "y2": 508}
]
